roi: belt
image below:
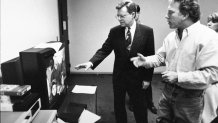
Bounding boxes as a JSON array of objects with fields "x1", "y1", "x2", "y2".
[
  {"x1": 212, "y1": 82, "x2": 218, "y2": 85},
  {"x1": 166, "y1": 83, "x2": 183, "y2": 90},
  {"x1": 163, "y1": 81, "x2": 204, "y2": 95},
  {"x1": 161, "y1": 80, "x2": 183, "y2": 89}
]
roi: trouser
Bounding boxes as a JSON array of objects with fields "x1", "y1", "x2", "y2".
[
  {"x1": 211, "y1": 116, "x2": 218, "y2": 123},
  {"x1": 156, "y1": 83, "x2": 204, "y2": 123},
  {"x1": 129, "y1": 83, "x2": 154, "y2": 107},
  {"x1": 113, "y1": 84, "x2": 148, "y2": 123},
  {"x1": 146, "y1": 83, "x2": 154, "y2": 107}
]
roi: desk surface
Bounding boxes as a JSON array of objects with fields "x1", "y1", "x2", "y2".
[
  {"x1": 1, "y1": 111, "x2": 24, "y2": 123},
  {"x1": 32, "y1": 110, "x2": 57, "y2": 123},
  {"x1": 0, "y1": 110, "x2": 57, "y2": 123}
]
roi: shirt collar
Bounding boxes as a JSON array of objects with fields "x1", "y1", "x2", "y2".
[
  {"x1": 131, "y1": 20, "x2": 136, "y2": 31},
  {"x1": 125, "y1": 20, "x2": 136, "y2": 35},
  {"x1": 176, "y1": 21, "x2": 200, "y2": 36},
  {"x1": 186, "y1": 21, "x2": 200, "y2": 34}
]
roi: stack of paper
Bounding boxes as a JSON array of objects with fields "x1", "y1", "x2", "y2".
[
  {"x1": 72, "y1": 85, "x2": 97, "y2": 94},
  {"x1": 79, "y1": 109, "x2": 101, "y2": 123}
]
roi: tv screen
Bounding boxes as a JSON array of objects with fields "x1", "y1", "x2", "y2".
[
  {"x1": 35, "y1": 41, "x2": 66, "y2": 104},
  {"x1": 20, "y1": 41, "x2": 66, "y2": 109}
]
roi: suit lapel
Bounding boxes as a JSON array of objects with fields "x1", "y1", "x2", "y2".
[
  {"x1": 130, "y1": 23, "x2": 141, "y2": 52},
  {"x1": 121, "y1": 27, "x2": 126, "y2": 41},
  {"x1": 120, "y1": 27, "x2": 127, "y2": 50}
]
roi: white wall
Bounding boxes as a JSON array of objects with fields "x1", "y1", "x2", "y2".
[
  {"x1": 0, "y1": 0, "x2": 59, "y2": 63},
  {"x1": 69, "y1": 0, "x2": 218, "y2": 74}
]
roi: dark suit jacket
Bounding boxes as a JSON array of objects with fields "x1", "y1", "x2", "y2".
[{"x1": 90, "y1": 23, "x2": 154, "y2": 88}]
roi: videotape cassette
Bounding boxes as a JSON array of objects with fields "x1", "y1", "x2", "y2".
[{"x1": 0, "y1": 84, "x2": 31, "y2": 96}]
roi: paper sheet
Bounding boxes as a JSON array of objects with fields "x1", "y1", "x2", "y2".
[
  {"x1": 72, "y1": 85, "x2": 97, "y2": 94},
  {"x1": 34, "y1": 41, "x2": 62, "y2": 52},
  {"x1": 79, "y1": 109, "x2": 101, "y2": 123},
  {"x1": 57, "y1": 118, "x2": 66, "y2": 123}
]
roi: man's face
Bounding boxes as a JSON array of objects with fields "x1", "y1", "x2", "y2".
[
  {"x1": 207, "y1": 20, "x2": 218, "y2": 32},
  {"x1": 165, "y1": 1, "x2": 185, "y2": 29},
  {"x1": 116, "y1": 6, "x2": 134, "y2": 27}
]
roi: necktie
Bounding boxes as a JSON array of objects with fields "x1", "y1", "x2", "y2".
[{"x1": 126, "y1": 27, "x2": 131, "y2": 47}]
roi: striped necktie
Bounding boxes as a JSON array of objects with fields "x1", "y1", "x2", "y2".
[{"x1": 126, "y1": 27, "x2": 131, "y2": 47}]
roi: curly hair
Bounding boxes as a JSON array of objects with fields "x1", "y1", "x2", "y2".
[
  {"x1": 174, "y1": 0, "x2": 200, "y2": 22},
  {"x1": 136, "y1": 4, "x2": 140, "y2": 13},
  {"x1": 208, "y1": 11, "x2": 218, "y2": 23}
]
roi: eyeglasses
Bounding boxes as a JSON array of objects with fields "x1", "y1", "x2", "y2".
[
  {"x1": 208, "y1": 19, "x2": 218, "y2": 23},
  {"x1": 115, "y1": 14, "x2": 130, "y2": 20}
]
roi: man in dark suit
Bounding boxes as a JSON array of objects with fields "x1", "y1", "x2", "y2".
[
  {"x1": 127, "y1": 3, "x2": 157, "y2": 115},
  {"x1": 75, "y1": 1, "x2": 154, "y2": 123}
]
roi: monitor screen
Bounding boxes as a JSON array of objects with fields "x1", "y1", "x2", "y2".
[{"x1": 36, "y1": 41, "x2": 66, "y2": 104}]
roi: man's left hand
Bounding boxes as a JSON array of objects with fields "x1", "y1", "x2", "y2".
[
  {"x1": 161, "y1": 71, "x2": 178, "y2": 84},
  {"x1": 142, "y1": 81, "x2": 150, "y2": 89}
]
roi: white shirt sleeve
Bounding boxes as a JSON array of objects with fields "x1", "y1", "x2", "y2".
[{"x1": 144, "y1": 42, "x2": 166, "y2": 68}]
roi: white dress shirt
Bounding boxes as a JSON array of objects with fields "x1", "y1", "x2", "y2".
[
  {"x1": 125, "y1": 20, "x2": 136, "y2": 50},
  {"x1": 144, "y1": 21, "x2": 218, "y2": 89}
]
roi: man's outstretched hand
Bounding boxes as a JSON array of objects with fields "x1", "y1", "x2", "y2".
[
  {"x1": 130, "y1": 53, "x2": 146, "y2": 68},
  {"x1": 74, "y1": 62, "x2": 92, "y2": 71}
]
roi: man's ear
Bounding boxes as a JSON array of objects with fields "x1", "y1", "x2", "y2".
[
  {"x1": 131, "y1": 12, "x2": 136, "y2": 18},
  {"x1": 183, "y1": 13, "x2": 189, "y2": 20}
]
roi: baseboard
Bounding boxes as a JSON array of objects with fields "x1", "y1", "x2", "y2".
[
  {"x1": 70, "y1": 72, "x2": 162, "y2": 75},
  {"x1": 0, "y1": 77, "x2": 3, "y2": 84}
]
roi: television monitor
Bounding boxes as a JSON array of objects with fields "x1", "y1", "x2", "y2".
[
  {"x1": 1, "y1": 57, "x2": 24, "y2": 85},
  {"x1": 20, "y1": 41, "x2": 66, "y2": 109}
]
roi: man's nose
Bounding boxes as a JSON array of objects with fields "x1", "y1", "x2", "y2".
[
  {"x1": 207, "y1": 22, "x2": 212, "y2": 27},
  {"x1": 165, "y1": 15, "x2": 169, "y2": 19}
]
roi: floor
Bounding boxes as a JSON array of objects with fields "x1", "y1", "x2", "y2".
[{"x1": 66, "y1": 74, "x2": 164, "y2": 123}]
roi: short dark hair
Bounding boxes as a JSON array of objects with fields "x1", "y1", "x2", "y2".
[
  {"x1": 174, "y1": 0, "x2": 200, "y2": 22},
  {"x1": 208, "y1": 11, "x2": 218, "y2": 23},
  {"x1": 116, "y1": 1, "x2": 137, "y2": 14},
  {"x1": 136, "y1": 4, "x2": 140, "y2": 13}
]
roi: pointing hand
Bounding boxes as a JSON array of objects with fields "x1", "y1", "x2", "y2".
[{"x1": 130, "y1": 53, "x2": 146, "y2": 68}]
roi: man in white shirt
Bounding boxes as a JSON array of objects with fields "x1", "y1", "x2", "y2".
[{"x1": 131, "y1": 0, "x2": 218, "y2": 123}]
